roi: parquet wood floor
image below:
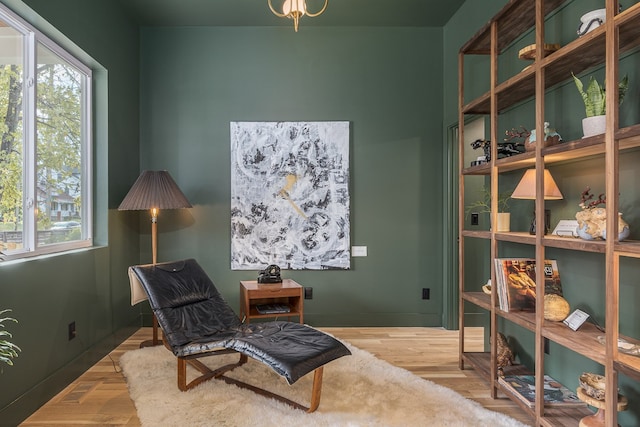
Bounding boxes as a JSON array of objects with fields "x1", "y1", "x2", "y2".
[{"x1": 20, "y1": 327, "x2": 532, "y2": 426}]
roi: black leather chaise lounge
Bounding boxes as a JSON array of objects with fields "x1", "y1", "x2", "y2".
[{"x1": 129, "y1": 258, "x2": 351, "y2": 412}]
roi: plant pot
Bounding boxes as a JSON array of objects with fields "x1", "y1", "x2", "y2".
[
  {"x1": 495, "y1": 212, "x2": 510, "y2": 232},
  {"x1": 582, "y1": 115, "x2": 606, "y2": 138}
]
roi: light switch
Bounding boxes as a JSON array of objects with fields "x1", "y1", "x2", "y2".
[{"x1": 352, "y1": 246, "x2": 367, "y2": 257}]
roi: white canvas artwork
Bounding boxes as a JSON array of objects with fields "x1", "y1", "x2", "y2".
[{"x1": 230, "y1": 121, "x2": 350, "y2": 270}]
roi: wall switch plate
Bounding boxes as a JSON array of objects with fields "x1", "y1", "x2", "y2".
[
  {"x1": 471, "y1": 213, "x2": 479, "y2": 226},
  {"x1": 422, "y1": 288, "x2": 430, "y2": 300},
  {"x1": 304, "y1": 287, "x2": 313, "y2": 299},
  {"x1": 352, "y1": 246, "x2": 368, "y2": 257}
]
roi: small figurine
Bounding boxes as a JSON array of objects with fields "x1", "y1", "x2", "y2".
[
  {"x1": 471, "y1": 138, "x2": 524, "y2": 163},
  {"x1": 525, "y1": 122, "x2": 562, "y2": 151},
  {"x1": 496, "y1": 332, "x2": 514, "y2": 376}
]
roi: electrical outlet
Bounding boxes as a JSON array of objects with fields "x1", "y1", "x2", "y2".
[
  {"x1": 68, "y1": 321, "x2": 76, "y2": 341},
  {"x1": 471, "y1": 213, "x2": 479, "y2": 226},
  {"x1": 304, "y1": 287, "x2": 313, "y2": 299},
  {"x1": 422, "y1": 288, "x2": 430, "y2": 300}
]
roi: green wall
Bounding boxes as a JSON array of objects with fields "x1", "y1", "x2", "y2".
[
  {"x1": 138, "y1": 26, "x2": 446, "y2": 327},
  {"x1": 444, "y1": 1, "x2": 640, "y2": 424},
  {"x1": 0, "y1": 0, "x2": 141, "y2": 424},
  {"x1": 0, "y1": 5, "x2": 450, "y2": 423}
]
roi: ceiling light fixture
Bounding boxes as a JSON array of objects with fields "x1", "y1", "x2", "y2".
[{"x1": 268, "y1": 0, "x2": 328, "y2": 32}]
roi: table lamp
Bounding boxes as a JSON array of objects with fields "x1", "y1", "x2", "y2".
[
  {"x1": 511, "y1": 169, "x2": 563, "y2": 234},
  {"x1": 119, "y1": 170, "x2": 192, "y2": 346}
]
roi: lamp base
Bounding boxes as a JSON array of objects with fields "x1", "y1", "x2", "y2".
[
  {"x1": 529, "y1": 209, "x2": 551, "y2": 235},
  {"x1": 139, "y1": 315, "x2": 163, "y2": 348}
]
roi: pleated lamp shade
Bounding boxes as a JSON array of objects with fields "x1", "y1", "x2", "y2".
[{"x1": 118, "y1": 170, "x2": 192, "y2": 211}]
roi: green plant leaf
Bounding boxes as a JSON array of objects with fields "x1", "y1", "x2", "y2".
[
  {"x1": 572, "y1": 73, "x2": 590, "y2": 116},
  {"x1": 586, "y1": 77, "x2": 605, "y2": 116}
]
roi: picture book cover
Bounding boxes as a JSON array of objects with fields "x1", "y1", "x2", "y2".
[
  {"x1": 494, "y1": 259, "x2": 563, "y2": 312},
  {"x1": 498, "y1": 375, "x2": 584, "y2": 408}
]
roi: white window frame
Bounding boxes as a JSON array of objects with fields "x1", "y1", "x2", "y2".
[{"x1": 0, "y1": 3, "x2": 93, "y2": 261}]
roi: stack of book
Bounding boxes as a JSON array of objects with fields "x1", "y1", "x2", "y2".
[{"x1": 493, "y1": 258, "x2": 563, "y2": 312}]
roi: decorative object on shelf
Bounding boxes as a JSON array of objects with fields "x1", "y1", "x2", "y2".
[
  {"x1": 471, "y1": 138, "x2": 523, "y2": 163},
  {"x1": 552, "y1": 219, "x2": 580, "y2": 237},
  {"x1": 575, "y1": 187, "x2": 630, "y2": 241},
  {"x1": 577, "y1": 385, "x2": 628, "y2": 427},
  {"x1": 572, "y1": 73, "x2": 629, "y2": 138},
  {"x1": 496, "y1": 332, "x2": 514, "y2": 376},
  {"x1": 503, "y1": 127, "x2": 530, "y2": 152},
  {"x1": 525, "y1": 122, "x2": 562, "y2": 151},
  {"x1": 577, "y1": 9, "x2": 606, "y2": 37},
  {"x1": 511, "y1": 169, "x2": 563, "y2": 234},
  {"x1": 564, "y1": 309, "x2": 590, "y2": 331},
  {"x1": 596, "y1": 335, "x2": 640, "y2": 356},
  {"x1": 482, "y1": 279, "x2": 492, "y2": 294},
  {"x1": 579, "y1": 372, "x2": 615, "y2": 403},
  {"x1": 465, "y1": 185, "x2": 511, "y2": 231},
  {"x1": 544, "y1": 294, "x2": 570, "y2": 321},
  {"x1": 268, "y1": 0, "x2": 328, "y2": 32},
  {"x1": 0, "y1": 309, "x2": 20, "y2": 370},
  {"x1": 518, "y1": 43, "x2": 561, "y2": 60}
]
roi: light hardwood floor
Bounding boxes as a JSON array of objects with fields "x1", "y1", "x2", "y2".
[{"x1": 20, "y1": 327, "x2": 532, "y2": 426}]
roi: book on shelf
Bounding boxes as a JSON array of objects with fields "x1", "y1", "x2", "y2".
[
  {"x1": 494, "y1": 259, "x2": 563, "y2": 312},
  {"x1": 498, "y1": 375, "x2": 584, "y2": 408},
  {"x1": 255, "y1": 304, "x2": 291, "y2": 314}
]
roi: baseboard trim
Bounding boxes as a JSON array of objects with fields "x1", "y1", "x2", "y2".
[{"x1": 0, "y1": 325, "x2": 138, "y2": 426}]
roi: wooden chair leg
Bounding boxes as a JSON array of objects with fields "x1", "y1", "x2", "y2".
[
  {"x1": 307, "y1": 367, "x2": 324, "y2": 413},
  {"x1": 177, "y1": 357, "x2": 188, "y2": 391}
]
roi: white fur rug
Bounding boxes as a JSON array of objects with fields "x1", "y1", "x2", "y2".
[{"x1": 120, "y1": 341, "x2": 529, "y2": 427}]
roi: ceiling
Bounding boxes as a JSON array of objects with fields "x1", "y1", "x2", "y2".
[{"x1": 119, "y1": 0, "x2": 466, "y2": 28}]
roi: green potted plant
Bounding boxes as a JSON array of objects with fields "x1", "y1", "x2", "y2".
[
  {"x1": 465, "y1": 186, "x2": 511, "y2": 231},
  {"x1": 572, "y1": 72, "x2": 629, "y2": 137},
  {"x1": 0, "y1": 309, "x2": 21, "y2": 370}
]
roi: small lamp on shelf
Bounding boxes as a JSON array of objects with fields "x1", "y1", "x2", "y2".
[{"x1": 511, "y1": 169, "x2": 563, "y2": 235}]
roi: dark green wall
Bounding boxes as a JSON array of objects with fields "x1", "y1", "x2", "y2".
[
  {"x1": 138, "y1": 26, "x2": 446, "y2": 327},
  {"x1": 445, "y1": 1, "x2": 640, "y2": 424},
  {"x1": 0, "y1": 0, "x2": 141, "y2": 424},
  {"x1": 0, "y1": 5, "x2": 450, "y2": 423}
]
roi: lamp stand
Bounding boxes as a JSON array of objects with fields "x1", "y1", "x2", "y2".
[
  {"x1": 529, "y1": 208, "x2": 551, "y2": 235},
  {"x1": 140, "y1": 208, "x2": 162, "y2": 348}
]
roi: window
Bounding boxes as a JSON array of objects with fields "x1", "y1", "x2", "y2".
[{"x1": 0, "y1": 4, "x2": 92, "y2": 260}]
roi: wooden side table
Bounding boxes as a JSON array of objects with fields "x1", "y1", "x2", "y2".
[{"x1": 240, "y1": 279, "x2": 304, "y2": 324}]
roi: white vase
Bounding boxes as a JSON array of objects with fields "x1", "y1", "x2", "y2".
[
  {"x1": 496, "y1": 212, "x2": 510, "y2": 232},
  {"x1": 582, "y1": 115, "x2": 606, "y2": 138}
]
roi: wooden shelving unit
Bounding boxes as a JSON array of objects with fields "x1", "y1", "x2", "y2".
[{"x1": 458, "y1": 1, "x2": 640, "y2": 426}]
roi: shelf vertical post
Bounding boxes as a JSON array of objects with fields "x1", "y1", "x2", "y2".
[
  {"x1": 457, "y1": 50, "x2": 466, "y2": 371},
  {"x1": 533, "y1": 0, "x2": 547, "y2": 422},
  {"x1": 604, "y1": 0, "x2": 621, "y2": 425},
  {"x1": 488, "y1": 19, "x2": 499, "y2": 400}
]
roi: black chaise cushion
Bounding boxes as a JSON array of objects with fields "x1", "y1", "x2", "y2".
[{"x1": 131, "y1": 259, "x2": 350, "y2": 384}]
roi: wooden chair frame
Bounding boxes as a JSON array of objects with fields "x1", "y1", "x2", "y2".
[{"x1": 170, "y1": 339, "x2": 324, "y2": 412}]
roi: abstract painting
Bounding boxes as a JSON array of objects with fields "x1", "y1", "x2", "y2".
[{"x1": 230, "y1": 121, "x2": 350, "y2": 270}]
